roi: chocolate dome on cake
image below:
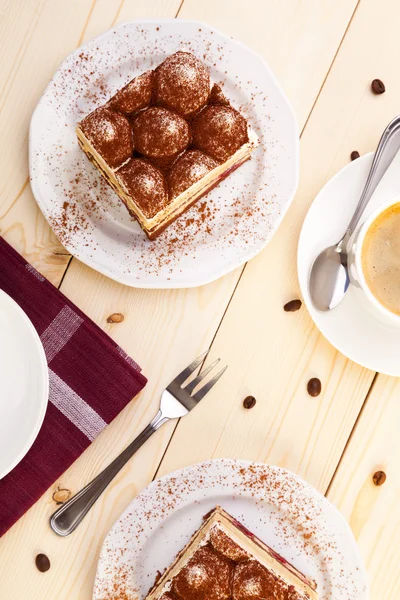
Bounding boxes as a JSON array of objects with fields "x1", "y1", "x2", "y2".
[
  {"x1": 117, "y1": 158, "x2": 167, "y2": 218},
  {"x1": 154, "y1": 51, "x2": 210, "y2": 117},
  {"x1": 109, "y1": 71, "x2": 154, "y2": 114},
  {"x1": 171, "y1": 546, "x2": 232, "y2": 600},
  {"x1": 77, "y1": 51, "x2": 258, "y2": 240},
  {"x1": 133, "y1": 106, "x2": 190, "y2": 163},
  {"x1": 143, "y1": 508, "x2": 317, "y2": 600},
  {"x1": 233, "y1": 560, "x2": 282, "y2": 600},
  {"x1": 168, "y1": 150, "x2": 218, "y2": 199},
  {"x1": 80, "y1": 107, "x2": 133, "y2": 169},
  {"x1": 192, "y1": 105, "x2": 249, "y2": 162}
]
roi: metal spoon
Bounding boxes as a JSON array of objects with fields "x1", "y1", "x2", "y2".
[{"x1": 309, "y1": 114, "x2": 400, "y2": 311}]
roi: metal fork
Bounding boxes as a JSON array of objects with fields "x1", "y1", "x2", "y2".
[{"x1": 50, "y1": 351, "x2": 227, "y2": 536}]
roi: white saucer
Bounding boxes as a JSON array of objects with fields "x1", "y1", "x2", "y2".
[
  {"x1": 30, "y1": 20, "x2": 298, "y2": 289},
  {"x1": 93, "y1": 459, "x2": 367, "y2": 600},
  {"x1": 0, "y1": 290, "x2": 49, "y2": 478},
  {"x1": 298, "y1": 151, "x2": 400, "y2": 376}
]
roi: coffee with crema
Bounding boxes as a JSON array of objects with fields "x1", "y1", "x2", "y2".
[{"x1": 362, "y1": 202, "x2": 400, "y2": 315}]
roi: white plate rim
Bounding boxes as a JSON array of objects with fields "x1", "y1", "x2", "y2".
[
  {"x1": 29, "y1": 18, "x2": 299, "y2": 290},
  {"x1": 93, "y1": 457, "x2": 368, "y2": 599},
  {"x1": 0, "y1": 289, "x2": 49, "y2": 479}
]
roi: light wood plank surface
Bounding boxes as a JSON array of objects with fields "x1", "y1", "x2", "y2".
[
  {"x1": 158, "y1": 0, "x2": 389, "y2": 490},
  {"x1": 327, "y1": 375, "x2": 400, "y2": 599},
  {"x1": 178, "y1": 0, "x2": 359, "y2": 129},
  {"x1": 159, "y1": 0, "x2": 400, "y2": 497},
  {"x1": 322, "y1": 0, "x2": 400, "y2": 597},
  {"x1": 0, "y1": 0, "x2": 181, "y2": 285},
  {"x1": 1, "y1": 0, "x2": 398, "y2": 599}
]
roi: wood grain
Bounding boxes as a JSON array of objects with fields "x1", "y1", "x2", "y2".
[
  {"x1": 158, "y1": 0, "x2": 400, "y2": 506},
  {"x1": 0, "y1": 0, "x2": 181, "y2": 284},
  {"x1": 0, "y1": 0, "x2": 383, "y2": 599},
  {"x1": 158, "y1": 0, "x2": 390, "y2": 490},
  {"x1": 327, "y1": 375, "x2": 400, "y2": 599},
  {"x1": 178, "y1": 0, "x2": 360, "y2": 128},
  {"x1": 323, "y1": 0, "x2": 400, "y2": 597}
]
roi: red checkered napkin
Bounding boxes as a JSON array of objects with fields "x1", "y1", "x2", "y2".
[{"x1": 0, "y1": 236, "x2": 147, "y2": 537}]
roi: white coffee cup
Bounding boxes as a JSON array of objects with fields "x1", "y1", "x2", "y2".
[{"x1": 348, "y1": 198, "x2": 400, "y2": 327}]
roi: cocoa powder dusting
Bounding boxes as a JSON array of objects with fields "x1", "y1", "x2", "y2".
[
  {"x1": 43, "y1": 26, "x2": 277, "y2": 280},
  {"x1": 93, "y1": 461, "x2": 361, "y2": 599}
]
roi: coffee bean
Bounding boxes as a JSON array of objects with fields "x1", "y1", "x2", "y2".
[
  {"x1": 107, "y1": 313, "x2": 124, "y2": 323},
  {"x1": 243, "y1": 396, "x2": 256, "y2": 409},
  {"x1": 372, "y1": 470, "x2": 386, "y2": 486},
  {"x1": 52, "y1": 488, "x2": 71, "y2": 505},
  {"x1": 35, "y1": 553, "x2": 50, "y2": 573},
  {"x1": 350, "y1": 151, "x2": 360, "y2": 161},
  {"x1": 307, "y1": 378, "x2": 322, "y2": 397},
  {"x1": 371, "y1": 79, "x2": 385, "y2": 94},
  {"x1": 283, "y1": 299, "x2": 302, "y2": 312}
]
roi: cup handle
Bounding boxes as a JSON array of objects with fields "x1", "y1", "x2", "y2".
[{"x1": 347, "y1": 239, "x2": 361, "y2": 287}]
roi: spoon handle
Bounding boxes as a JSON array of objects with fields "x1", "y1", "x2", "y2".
[{"x1": 346, "y1": 114, "x2": 400, "y2": 237}]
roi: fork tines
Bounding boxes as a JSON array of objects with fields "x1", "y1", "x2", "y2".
[
  {"x1": 173, "y1": 351, "x2": 227, "y2": 401},
  {"x1": 191, "y1": 363, "x2": 227, "y2": 401}
]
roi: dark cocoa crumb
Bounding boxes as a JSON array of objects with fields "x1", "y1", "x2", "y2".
[{"x1": 350, "y1": 151, "x2": 360, "y2": 161}]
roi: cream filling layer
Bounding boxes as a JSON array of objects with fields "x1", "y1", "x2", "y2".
[
  {"x1": 76, "y1": 126, "x2": 258, "y2": 233},
  {"x1": 145, "y1": 506, "x2": 318, "y2": 600}
]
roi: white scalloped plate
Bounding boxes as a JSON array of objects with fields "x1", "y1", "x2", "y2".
[
  {"x1": 29, "y1": 19, "x2": 298, "y2": 288},
  {"x1": 93, "y1": 459, "x2": 367, "y2": 600}
]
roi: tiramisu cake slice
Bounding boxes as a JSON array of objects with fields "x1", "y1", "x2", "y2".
[
  {"x1": 76, "y1": 51, "x2": 258, "y2": 240},
  {"x1": 145, "y1": 506, "x2": 318, "y2": 600}
]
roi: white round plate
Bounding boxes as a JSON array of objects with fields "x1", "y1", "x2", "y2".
[
  {"x1": 93, "y1": 459, "x2": 367, "y2": 600},
  {"x1": 29, "y1": 19, "x2": 298, "y2": 289},
  {"x1": 0, "y1": 290, "x2": 48, "y2": 478},
  {"x1": 298, "y1": 152, "x2": 400, "y2": 376}
]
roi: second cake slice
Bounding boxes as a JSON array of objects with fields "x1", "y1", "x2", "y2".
[{"x1": 145, "y1": 506, "x2": 318, "y2": 600}]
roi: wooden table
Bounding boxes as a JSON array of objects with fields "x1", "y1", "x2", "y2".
[{"x1": 0, "y1": 1, "x2": 398, "y2": 598}]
